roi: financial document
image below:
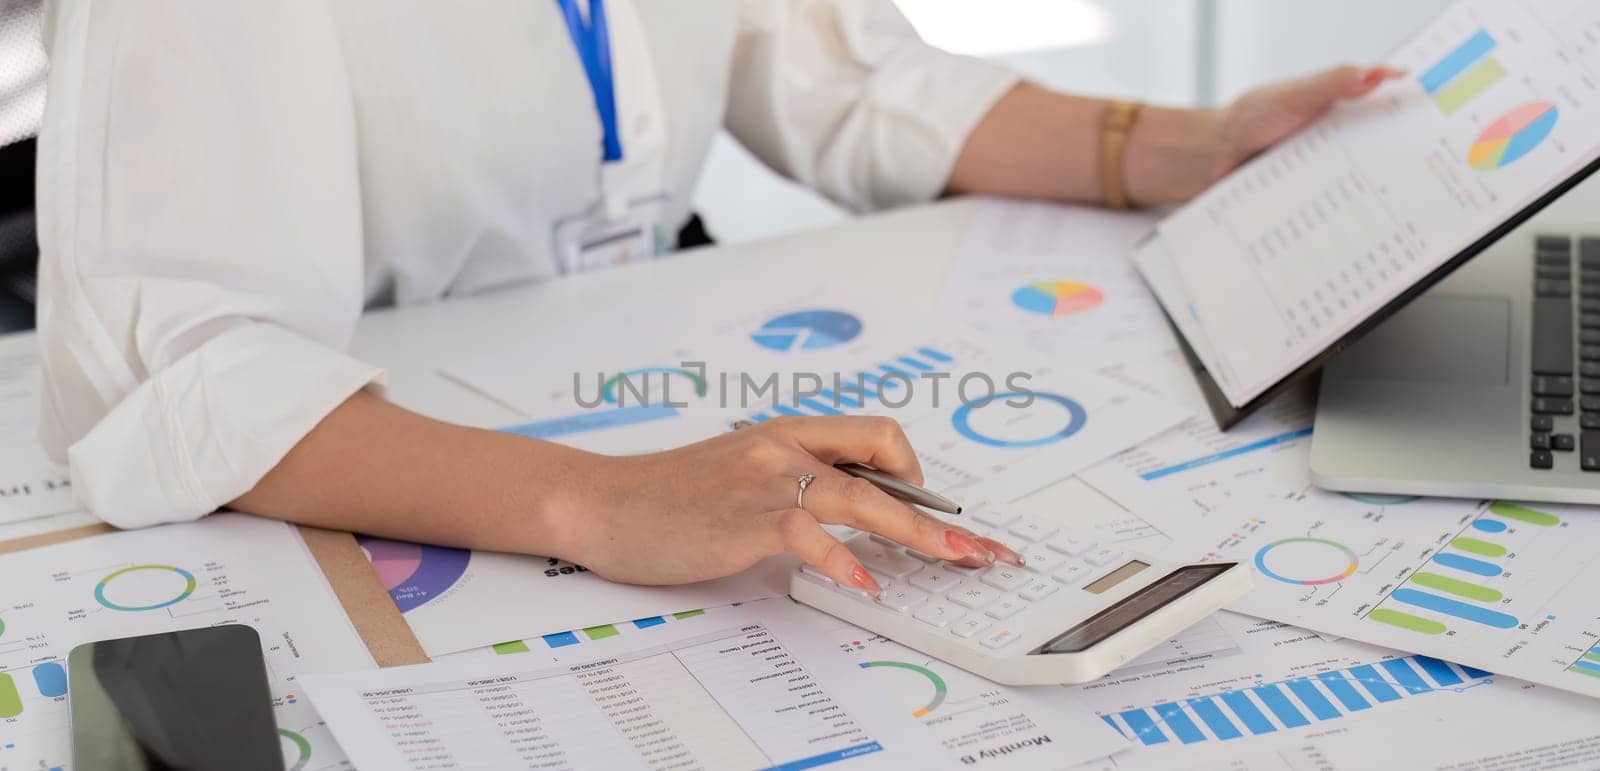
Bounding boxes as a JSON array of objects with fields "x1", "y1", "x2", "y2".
[
  {"x1": 938, "y1": 200, "x2": 1170, "y2": 364},
  {"x1": 1180, "y1": 492, "x2": 1600, "y2": 699},
  {"x1": 798, "y1": 606, "x2": 1130, "y2": 770},
  {"x1": 1079, "y1": 387, "x2": 1315, "y2": 540},
  {"x1": 0, "y1": 514, "x2": 374, "y2": 770},
  {"x1": 356, "y1": 534, "x2": 791, "y2": 657},
  {"x1": 0, "y1": 340, "x2": 74, "y2": 523},
  {"x1": 301, "y1": 599, "x2": 945, "y2": 771},
  {"x1": 1146, "y1": 0, "x2": 1600, "y2": 405}
]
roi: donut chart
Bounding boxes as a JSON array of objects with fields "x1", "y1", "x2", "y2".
[
  {"x1": 94, "y1": 565, "x2": 197, "y2": 612},
  {"x1": 860, "y1": 660, "x2": 948, "y2": 718},
  {"x1": 601, "y1": 367, "x2": 707, "y2": 404},
  {"x1": 278, "y1": 729, "x2": 312, "y2": 771},
  {"x1": 1254, "y1": 538, "x2": 1359, "y2": 586},
  {"x1": 951, "y1": 392, "x2": 1087, "y2": 448},
  {"x1": 1011, "y1": 280, "x2": 1104, "y2": 317},
  {"x1": 358, "y1": 537, "x2": 472, "y2": 613},
  {"x1": 1469, "y1": 101, "x2": 1558, "y2": 171}
]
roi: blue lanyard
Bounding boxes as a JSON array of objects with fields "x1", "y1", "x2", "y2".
[{"x1": 555, "y1": 0, "x2": 622, "y2": 162}]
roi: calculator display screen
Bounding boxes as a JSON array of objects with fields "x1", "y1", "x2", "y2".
[{"x1": 1035, "y1": 563, "x2": 1235, "y2": 655}]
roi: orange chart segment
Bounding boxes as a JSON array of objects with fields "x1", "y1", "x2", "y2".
[
  {"x1": 1011, "y1": 280, "x2": 1105, "y2": 317},
  {"x1": 1469, "y1": 101, "x2": 1558, "y2": 171}
]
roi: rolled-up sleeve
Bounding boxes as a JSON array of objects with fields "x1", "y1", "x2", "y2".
[
  {"x1": 35, "y1": 0, "x2": 381, "y2": 528},
  {"x1": 726, "y1": 0, "x2": 1019, "y2": 212}
]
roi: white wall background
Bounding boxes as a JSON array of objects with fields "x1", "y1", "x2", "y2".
[{"x1": 691, "y1": 0, "x2": 1456, "y2": 245}]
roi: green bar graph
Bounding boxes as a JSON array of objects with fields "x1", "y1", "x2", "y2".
[
  {"x1": 1488, "y1": 502, "x2": 1560, "y2": 527},
  {"x1": 1571, "y1": 665, "x2": 1600, "y2": 679},
  {"x1": 492, "y1": 640, "x2": 531, "y2": 655},
  {"x1": 1410, "y1": 572, "x2": 1502, "y2": 602},
  {"x1": 1432, "y1": 57, "x2": 1506, "y2": 114},
  {"x1": 1583, "y1": 652, "x2": 1600, "y2": 665},
  {"x1": 584, "y1": 624, "x2": 620, "y2": 640},
  {"x1": 0, "y1": 673, "x2": 21, "y2": 718},
  {"x1": 1450, "y1": 537, "x2": 1508, "y2": 557},
  {"x1": 1369, "y1": 608, "x2": 1447, "y2": 635},
  {"x1": 672, "y1": 610, "x2": 705, "y2": 620}
]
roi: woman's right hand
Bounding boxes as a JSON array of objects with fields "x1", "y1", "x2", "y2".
[{"x1": 552, "y1": 415, "x2": 1024, "y2": 595}]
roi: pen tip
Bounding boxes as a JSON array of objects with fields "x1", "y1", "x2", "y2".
[{"x1": 954, "y1": 506, "x2": 963, "y2": 515}]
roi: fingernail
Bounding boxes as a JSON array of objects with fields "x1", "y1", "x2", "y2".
[
  {"x1": 980, "y1": 537, "x2": 1026, "y2": 568},
  {"x1": 945, "y1": 529, "x2": 993, "y2": 563},
  {"x1": 850, "y1": 565, "x2": 883, "y2": 598}
]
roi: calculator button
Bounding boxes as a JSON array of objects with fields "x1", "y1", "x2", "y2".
[
  {"x1": 979, "y1": 628, "x2": 1020, "y2": 649},
  {"x1": 951, "y1": 616, "x2": 991, "y2": 639},
  {"x1": 1018, "y1": 546, "x2": 1066, "y2": 574},
  {"x1": 970, "y1": 504, "x2": 1021, "y2": 529},
  {"x1": 984, "y1": 597, "x2": 1027, "y2": 620},
  {"x1": 845, "y1": 536, "x2": 923, "y2": 577},
  {"x1": 913, "y1": 600, "x2": 963, "y2": 628},
  {"x1": 949, "y1": 584, "x2": 1000, "y2": 610},
  {"x1": 905, "y1": 548, "x2": 941, "y2": 563},
  {"x1": 979, "y1": 566, "x2": 1031, "y2": 591},
  {"x1": 878, "y1": 585, "x2": 930, "y2": 613},
  {"x1": 1046, "y1": 534, "x2": 1096, "y2": 556},
  {"x1": 1019, "y1": 579, "x2": 1059, "y2": 601},
  {"x1": 1007, "y1": 516, "x2": 1061, "y2": 542},
  {"x1": 1084, "y1": 548, "x2": 1124, "y2": 567},
  {"x1": 1054, "y1": 561, "x2": 1089, "y2": 584},
  {"x1": 909, "y1": 569, "x2": 964, "y2": 594}
]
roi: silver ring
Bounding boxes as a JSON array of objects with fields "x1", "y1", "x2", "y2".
[{"x1": 796, "y1": 473, "x2": 816, "y2": 509}]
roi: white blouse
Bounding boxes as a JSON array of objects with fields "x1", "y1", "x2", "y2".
[{"x1": 34, "y1": 0, "x2": 1017, "y2": 528}]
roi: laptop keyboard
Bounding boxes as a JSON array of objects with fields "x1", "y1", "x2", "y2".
[{"x1": 1530, "y1": 234, "x2": 1600, "y2": 470}]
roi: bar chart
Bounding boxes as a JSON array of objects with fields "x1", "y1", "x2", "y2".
[
  {"x1": 1101, "y1": 654, "x2": 1493, "y2": 746},
  {"x1": 1420, "y1": 29, "x2": 1507, "y2": 115}
]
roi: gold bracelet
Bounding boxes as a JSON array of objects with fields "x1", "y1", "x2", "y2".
[{"x1": 1100, "y1": 100, "x2": 1144, "y2": 210}]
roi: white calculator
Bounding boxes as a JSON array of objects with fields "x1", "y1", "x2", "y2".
[{"x1": 790, "y1": 507, "x2": 1252, "y2": 686}]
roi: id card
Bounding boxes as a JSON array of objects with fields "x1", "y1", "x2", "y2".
[{"x1": 553, "y1": 194, "x2": 672, "y2": 274}]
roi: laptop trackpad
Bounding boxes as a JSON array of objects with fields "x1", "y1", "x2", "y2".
[{"x1": 1334, "y1": 295, "x2": 1510, "y2": 386}]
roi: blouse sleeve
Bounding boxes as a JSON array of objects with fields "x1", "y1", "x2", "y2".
[
  {"x1": 725, "y1": 0, "x2": 1019, "y2": 213},
  {"x1": 35, "y1": 0, "x2": 382, "y2": 528}
]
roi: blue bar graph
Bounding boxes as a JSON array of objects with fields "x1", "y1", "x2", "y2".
[
  {"x1": 878, "y1": 364, "x2": 914, "y2": 380},
  {"x1": 1120, "y1": 709, "x2": 1168, "y2": 745},
  {"x1": 1419, "y1": 30, "x2": 1496, "y2": 93},
  {"x1": 773, "y1": 405, "x2": 806, "y2": 417},
  {"x1": 1348, "y1": 665, "x2": 1402, "y2": 702},
  {"x1": 917, "y1": 347, "x2": 954, "y2": 362},
  {"x1": 1572, "y1": 660, "x2": 1600, "y2": 675},
  {"x1": 1471, "y1": 519, "x2": 1508, "y2": 533},
  {"x1": 1413, "y1": 656, "x2": 1463, "y2": 686},
  {"x1": 1153, "y1": 703, "x2": 1205, "y2": 744},
  {"x1": 1461, "y1": 665, "x2": 1494, "y2": 679},
  {"x1": 542, "y1": 631, "x2": 580, "y2": 648},
  {"x1": 1381, "y1": 659, "x2": 1432, "y2": 694},
  {"x1": 500, "y1": 404, "x2": 679, "y2": 440},
  {"x1": 1140, "y1": 428, "x2": 1313, "y2": 480},
  {"x1": 1186, "y1": 697, "x2": 1242, "y2": 740},
  {"x1": 897, "y1": 356, "x2": 934, "y2": 372},
  {"x1": 798, "y1": 398, "x2": 844, "y2": 416},
  {"x1": 632, "y1": 616, "x2": 666, "y2": 628},
  {"x1": 1251, "y1": 684, "x2": 1310, "y2": 728},
  {"x1": 1285, "y1": 679, "x2": 1340, "y2": 720},
  {"x1": 1391, "y1": 588, "x2": 1519, "y2": 629},
  {"x1": 1220, "y1": 691, "x2": 1275, "y2": 735},
  {"x1": 750, "y1": 412, "x2": 773, "y2": 422},
  {"x1": 1316, "y1": 671, "x2": 1371, "y2": 711},
  {"x1": 1431, "y1": 552, "x2": 1501, "y2": 577},
  {"x1": 817, "y1": 388, "x2": 863, "y2": 409}
]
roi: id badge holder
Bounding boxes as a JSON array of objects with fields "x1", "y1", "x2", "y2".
[{"x1": 553, "y1": 193, "x2": 671, "y2": 275}]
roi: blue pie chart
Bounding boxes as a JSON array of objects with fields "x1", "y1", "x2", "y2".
[{"x1": 751, "y1": 310, "x2": 862, "y2": 352}]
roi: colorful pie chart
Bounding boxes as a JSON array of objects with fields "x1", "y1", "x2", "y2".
[
  {"x1": 1469, "y1": 101, "x2": 1558, "y2": 171},
  {"x1": 1011, "y1": 280, "x2": 1104, "y2": 317},
  {"x1": 357, "y1": 536, "x2": 472, "y2": 613}
]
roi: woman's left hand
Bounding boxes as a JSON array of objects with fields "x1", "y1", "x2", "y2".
[{"x1": 1214, "y1": 65, "x2": 1405, "y2": 178}]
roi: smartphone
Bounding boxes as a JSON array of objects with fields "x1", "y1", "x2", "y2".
[{"x1": 68, "y1": 624, "x2": 284, "y2": 771}]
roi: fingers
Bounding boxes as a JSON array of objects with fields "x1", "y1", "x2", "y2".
[
  {"x1": 767, "y1": 507, "x2": 884, "y2": 597},
  {"x1": 1314, "y1": 64, "x2": 1404, "y2": 101},
  {"x1": 766, "y1": 415, "x2": 925, "y2": 486},
  {"x1": 800, "y1": 473, "x2": 1024, "y2": 567}
]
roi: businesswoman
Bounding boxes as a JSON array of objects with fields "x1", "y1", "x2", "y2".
[{"x1": 35, "y1": 0, "x2": 1393, "y2": 596}]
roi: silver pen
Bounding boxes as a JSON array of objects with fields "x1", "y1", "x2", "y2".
[{"x1": 730, "y1": 420, "x2": 963, "y2": 515}]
